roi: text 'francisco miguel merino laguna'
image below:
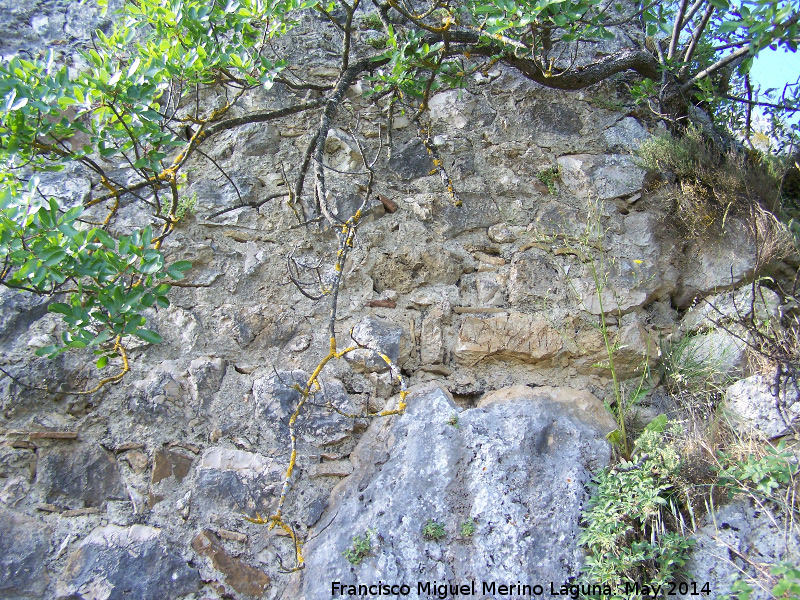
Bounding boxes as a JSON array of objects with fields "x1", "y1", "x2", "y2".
[{"x1": 331, "y1": 580, "x2": 620, "y2": 599}]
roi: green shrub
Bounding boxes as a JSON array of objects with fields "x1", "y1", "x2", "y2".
[
  {"x1": 537, "y1": 166, "x2": 560, "y2": 195},
  {"x1": 717, "y1": 440, "x2": 799, "y2": 503},
  {"x1": 580, "y1": 429, "x2": 695, "y2": 598},
  {"x1": 636, "y1": 126, "x2": 785, "y2": 238}
]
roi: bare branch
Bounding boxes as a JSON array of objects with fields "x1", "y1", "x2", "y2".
[{"x1": 668, "y1": 0, "x2": 690, "y2": 61}]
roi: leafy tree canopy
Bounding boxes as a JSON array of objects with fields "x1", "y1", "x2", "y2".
[{"x1": 0, "y1": 0, "x2": 798, "y2": 383}]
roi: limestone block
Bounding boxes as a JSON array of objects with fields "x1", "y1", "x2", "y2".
[
  {"x1": 369, "y1": 244, "x2": 468, "y2": 293},
  {"x1": 193, "y1": 447, "x2": 284, "y2": 518},
  {"x1": 0, "y1": 508, "x2": 50, "y2": 599},
  {"x1": 37, "y1": 444, "x2": 126, "y2": 509},
  {"x1": 454, "y1": 312, "x2": 563, "y2": 365},
  {"x1": 421, "y1": 308, "x2": 445, "y2": 365},
  {"x1": 479, "y1": 384, "x2": 616, "y2": 432},
  {"x1": 602, "y1": 117, "x2": 649, "y2": 152},
  {"x1": 188, "y1": 356, "x2": 227, "y2": 411},
  {"x1": 508, "y1": 249, "x2": 569, "y2": 308},
  {"x1": 308, "y1": 459, "x2": 354, "y2": 478},
  {"x1": 57, "y1": 525, "x2": 200, "y2": 600},
  {"x1": 476, "y1": 272, "x2": 507, "y2": 306},
  {"x1": 192, "y1": 530, "x2": 270, "y2": 597},
  {"x1": 345, "y1": 316, "x2": 411, "y2": 373},
  {"x1": 674, "y1": 219, "x2": 756, "y2": 308},
  {"x1": 557, "y1": 154, "x2": 645, "y2": 200},
  {"x1": 681, "y1": 286, "x2": 781, "y2": 334},
  {"x1": 252, "y1": 371, "x2": 356, "y2": 447},
  {"x1": 487, "y1": 223, "x2": 522, "y2": 244}
]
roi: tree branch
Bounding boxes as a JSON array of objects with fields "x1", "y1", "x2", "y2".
[{"x1": 202, "y1": 99, "x2": 326, "y2": 138}]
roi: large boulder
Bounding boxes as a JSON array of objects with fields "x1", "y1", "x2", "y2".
[
  {"x1": 686, "y1": 499, "x2": 800, "y2": 600},
  {"x1": 725, "y1": 375, "x2": 800, "y2": 438},
  {"x1": 297, "y1": 384, "x2": 613, "y2": 598}
]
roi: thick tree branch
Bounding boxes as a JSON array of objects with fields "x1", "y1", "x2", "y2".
[
  {"x1": 679, "y1": 45, "x2": 752, "y2": 93},
  {"x1": 474, "y1": 46, "x2": 659, "y2": 90}
]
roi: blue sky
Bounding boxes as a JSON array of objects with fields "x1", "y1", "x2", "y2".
[
  {"x1": 750, "y1": 47, "x2": 800, "y2": 96},
  {"x1": 750, "y1": 47, "x2": 800, "y2": 128}
]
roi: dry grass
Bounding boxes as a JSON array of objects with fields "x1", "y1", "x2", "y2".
[{"x1": 637, "y1": 126, "x2": 788, "y2": 240}]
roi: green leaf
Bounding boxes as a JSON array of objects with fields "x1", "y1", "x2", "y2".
[
  {"x1": 133, "y1": 328, "x2": 163, "y2": 344},
  {"x1": 141, "y1": 293, "x2": 156, "y2": 307},
  {"x1": 48, "y1": 303, "x2": 72, "y2": 315},
  {"x1": 35, "y1": 345, "x2": 58, "y2": 357},
  {"x1": 96, "y1": 355, "x2": 109, "y2": 369},
  {"x1": 644, "y1": 414, "x2": 668, "y2": 433},
  {"x1": 169, "y1": 260, "x2": 192, "y2": 272},
  {"x1": 92, "y1": 229, "x2": 116, "y2": 249}
]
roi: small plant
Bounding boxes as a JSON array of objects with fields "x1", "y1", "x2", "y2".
[
  {"x1": 771, "y1": 562, "x2": 800, "y2": 599},
  {"x1": 422, "y1": 519, "x2": 446, "y2": 541},
  {"x1": 459, "y1": 518, "x2": 476, "y2": 537},
  {"x1": 659, "y1": 332, "x2": 736, "y2": 405},
  {"x1": 366, "y1": 36, "x2": 389, "y2": 50},
  {"x1": 717, "y1": 440, "x2": 799, "y2": 500},
  {"x1": 537, "y1": 166, "x2": 560, "y2": 195},
  {"x1": 580, "y1": 428, "x2": 695, "y2": 598},
  {"x1": 360, "y1": 12, "x2": 384, "y2": 30},
  {"x1": 447, "y1": 413, "x2": 459, "y2": 428},
  {"x1": 342, "y1": 528, "x2": 375, "y2": 565},
  {"x1": 176, "y1": 192, "x2": 197, "y2": 221},
  {"x1": 161, "y1": 190, "x2": 197, "y2": 222}
]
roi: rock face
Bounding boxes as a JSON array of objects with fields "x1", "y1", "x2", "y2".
[
  {"x1": 298, "y1": 385, "x2": 613, "y2": 598},
  {"x1": 725, "y1": 375, "x2": 800, "y2": 438},
  {"x1": 0, "y1": 508, "x2": 51, "y2": 600},
  {"x1": 1, "y1": 2, "x2": 797, "y2": 598},
  {"x1": 56, "y1": 524, "x2": 200, "y2": 600},
  {"x1": 687, "y1": 499, "x2": 800, "y2": 600}
]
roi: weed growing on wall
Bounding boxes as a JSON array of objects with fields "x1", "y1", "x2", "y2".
[{"x1": 343, "y1": 528, "x2": 376, "y2": 566}]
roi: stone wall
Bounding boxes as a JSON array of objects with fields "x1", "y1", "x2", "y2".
[{"x1": 1, "y1": 2, "x2": 795, "y2": 599}]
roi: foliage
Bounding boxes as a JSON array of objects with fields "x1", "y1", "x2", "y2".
[
  {"x1": 536, "y1": 166, "x2": 560, "y2": 195},
  {"x1": 422, "y1": 519, "x2": 446, "y2": 541},
  {"x1": 717, "y1": 440, "x2": 799, "y2": 501},
  {"x1": 580, "y1": 429, "x2": 695, "y2": 599},
  {"x1": 0, "y1": 178, "x2": 190, "y2": 362},
  {"x1": 459, "y1": 518, "x2": 476, "y2": 537},
  {"x1": 0, "y1": 0, "x2": 314, "y2": 379},
  {"x1": 342, "y1": 528, "x2": 375, "y2": 565},
  {"x1": 710, "y1": 441, "x2": 800, "y2": 600},
  {"x1": 771, "y1": 562, "x2": 800, "y2": 600}
]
